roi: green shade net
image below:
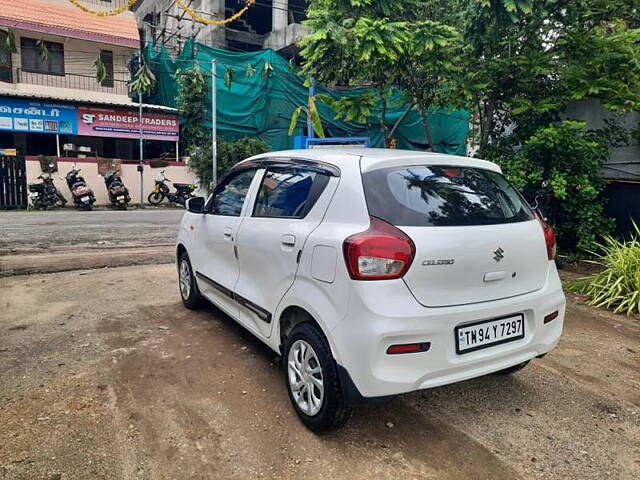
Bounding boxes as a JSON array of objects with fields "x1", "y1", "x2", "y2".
[{"x1": 144, "y1": 40, "x2": 469, "y2": 154}]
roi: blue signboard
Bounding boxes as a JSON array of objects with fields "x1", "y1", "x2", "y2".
[{"x1": 0, "y1": 97, "x2": 77, "y2": 135}]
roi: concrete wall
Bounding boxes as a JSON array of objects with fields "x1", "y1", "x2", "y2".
[
  {"x1": 562, "y1": 99, "x2": 640, "y2": 181},
  {"x1": 26, "y1": 157, "x2": 198, "y2": 206}
]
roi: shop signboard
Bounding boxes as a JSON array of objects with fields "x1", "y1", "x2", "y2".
[
  {"x1": 0, "y1": 97, "x2": 77, "y2": 135},
  {"x1": 77, "y1": 105, "x2": 179, "y2": 142}
]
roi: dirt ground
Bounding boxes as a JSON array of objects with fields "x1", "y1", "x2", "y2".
[{"x1": 1, "y1": 264, "x2": 639, "y2": 480}]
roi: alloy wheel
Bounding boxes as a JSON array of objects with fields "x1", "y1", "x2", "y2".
[
  {"x1": 288, "y1": 339, "x2": 324, "y2": 416},
  {"x1": 179, "y1": 259, "x2": 191, "y2": 300}
]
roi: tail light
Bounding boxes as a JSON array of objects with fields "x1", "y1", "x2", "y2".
[
  {"x1": 534, "y1": 211, "x2": 556, "y2": 260},
  {"x1": 343, "y1": 216, "x2": 415, "y2": 280}
]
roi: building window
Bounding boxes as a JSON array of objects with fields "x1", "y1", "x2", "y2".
[
  {"x1": 0, "y1": 31, "x2": 12, "y2": 82},
  {"x1": 99, "y1": 50, "x2": 114, "y2": 87},
  {"x1": 20, "y1": 38, "x2": 64, "y2": 75}
]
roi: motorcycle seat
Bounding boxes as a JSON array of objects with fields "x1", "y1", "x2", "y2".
[{"x1": 173, "y1": 183, "x2": 192, "y2": 189}]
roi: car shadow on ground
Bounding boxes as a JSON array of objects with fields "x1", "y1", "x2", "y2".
[{"x1": 183, "y1": 301, "x2": 520, "y2": 479}]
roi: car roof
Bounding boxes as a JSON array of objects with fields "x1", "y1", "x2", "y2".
[{"x1": 244, "y1": 148, "x2": 501, "y2": 174}]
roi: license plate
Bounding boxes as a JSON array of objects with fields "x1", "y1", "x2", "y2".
[
  {"x1": 30, "y1": 192, "x2": 38, "y2": 197},
  {"x1": 81, "y1": 196, "x2": 90, "y2": 202},
  {"x1": 455, "y1": 314, "x2": 525, "y2": 354},
  {"x1": 117, "y1": 195, "x2": 125, "y2": 200}
]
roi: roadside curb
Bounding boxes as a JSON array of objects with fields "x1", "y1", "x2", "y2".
[{"x1": 0, "y1": 245, "x2": 175, "y2": 277}]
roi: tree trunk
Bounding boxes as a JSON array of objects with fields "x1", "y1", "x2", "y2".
[
  {"x1": 479, "y1": 98, "x2": 496, "y2": 152},
  {"x1": 388, "y1": 103, "x2": 415, "y2": 144},
  {"x1": 379, "y1": 95, "x2": 391, "y2": 147},
  {"x1": 418, "y1": 104, "x2": 434, "y2": 152}
]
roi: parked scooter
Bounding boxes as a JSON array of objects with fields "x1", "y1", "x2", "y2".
[
  {"x1": 148, "y1": 169, "x2": 196, "y2": 206},
  {"x1": 64, "y1": 166, "x2": 96, "y2": 210},
  {"x1": 28, "y1": 173, "x2": 66, "y2": 209},
  {"x1": 102, "y1": 170, "x2": 131, "y2": 209}
]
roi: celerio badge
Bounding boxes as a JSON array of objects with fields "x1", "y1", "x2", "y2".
[{"x1": 422, "y1": 259, "x2": 455, "y2": 266}]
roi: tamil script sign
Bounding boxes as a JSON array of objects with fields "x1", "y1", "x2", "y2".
[
  {"x1": 0, "y1": 97, "x2": 77, "y2": 134},
  {"x1": 0, "y1": 96, "x2": 179, "y2": 142},
  {"x1": 78, "y1": 106, "x2": 179, "y2": 141}
]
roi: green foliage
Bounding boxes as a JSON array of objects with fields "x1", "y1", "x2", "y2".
[
  {"x1": 287, "y1": 95, "x2": 326, "y2": 138},
  {"x1": 36, "y1": 39, "x2": 48, "y2": 63},
  {"x1": 94, "y1": 55, "x2": 107, "y2": 85},
  {"x1": 189, "y1": 137, "x2": 269, "y2": 191},
  {"x1": 567, "y1": 223, "x2": 640, "y2": 316},
  {"x1": 300, "y1": 0, "x2": 462, "y2": 148},
  {"x1": 288, "y1": 106, "x2": 303, "y2": 136},
  {"x1": 224, "y1": 67, "x2": 235, "y2": 89},
  {"x1": 458, "y1": 0, "x2": 640, "y2": 152},
  {"x1": 245, "y1": 63, "x2": 256, "y2": 79},
  {"x1": 0, "y1": 29, "x2": 17, "y2": 54},
  {"x1": 176, "y1": 66, "x2": 208, "y2": 149},
  {"x1": 317, "y1": 93, "x2": 377, "y2": 124},
  {"x1": 489, "y1": 121, "x2": 614, "y2": 251},
  {"x1": 261, "y1": 61, "x2": 273, "y2": 80},
  {"x1": 129, "y1": 61, "x2": 156, "y2": 95}
]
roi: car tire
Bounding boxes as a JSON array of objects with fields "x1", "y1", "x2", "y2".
[
  {"x1": 178, "y1": 251, "x2": 204, "y2": 310},
  {"x1": 284, "y1": 322, "x2": 353, "y2": 432},
  {"x1": 493, "y1": 360, "x2": 530, "y2": 375}
]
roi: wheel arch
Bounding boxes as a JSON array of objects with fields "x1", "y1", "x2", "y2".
[
  {"x1": 277, "y1": 305, "x2": 332, "y2": 357},
  {"x1": 176, "y1": 243, "x2": 187, "y2": 262}
]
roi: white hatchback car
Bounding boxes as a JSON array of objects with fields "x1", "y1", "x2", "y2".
[{"x1": 176, "y1": 148, "x2": 565, "y2": 431}]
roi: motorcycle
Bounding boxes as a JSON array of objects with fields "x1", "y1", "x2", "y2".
[
  {"x1": 148, "y1": 169, "x2": 196, "y2": 206},
  {"x1": 102, "y1": 170, "x2": 130, "y2": 209},
  {"x1": 28, "y1": 173, "x2": 66, "y2": 209},
  {"x1": 64, "y1": 167, "x2": 96, "y2": 210}
]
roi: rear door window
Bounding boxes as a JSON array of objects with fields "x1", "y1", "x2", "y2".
[
  {"x1": 253, "y1": 166, "x2": 329, "y2": 218},
  {"x1": 362, "y1": 165, "x2": 534, "y2": 226}
]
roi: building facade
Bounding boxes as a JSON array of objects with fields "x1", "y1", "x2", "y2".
[
  {"x1": 133, "y1": 0, "x2": 307, "y2": 58},
  {"x1": 0, "y1": 0, "x2": 193, "y2": 206}
]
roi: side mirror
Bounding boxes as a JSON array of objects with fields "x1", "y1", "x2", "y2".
[{"x1": 186, "y1": 196, "x2": 205, "y2": 214}]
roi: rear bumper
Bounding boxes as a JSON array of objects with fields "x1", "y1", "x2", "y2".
[{"x1": 331, "y1": 264, "x2": 565, "y2": 399}]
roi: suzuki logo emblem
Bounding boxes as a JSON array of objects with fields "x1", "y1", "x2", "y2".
[{"x1": 493, "y1": 247, "x2": 505, "y2": 262}]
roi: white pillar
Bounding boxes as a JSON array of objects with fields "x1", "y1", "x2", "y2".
[
  {"x1": 205, "y1": 0, "x2": 226, "y2": 46},
  {"x1": 272, "y1": 0, "x2": 288, "y2": 32}
]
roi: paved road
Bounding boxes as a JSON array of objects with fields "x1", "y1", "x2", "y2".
[
  {"x1": 1, "y1": 264, "x2": 639, "y2": 480},
  {"x1": 0, "y1": 209, "x2": 184, "y2": 254}
]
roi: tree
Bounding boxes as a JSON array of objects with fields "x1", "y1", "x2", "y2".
[
  {"x1": 456, "y1": 0, "x2": 640, "y2": 153},
  {"x1": 176, "y1": 66, "x2": 208, "y2": 151},
  {"x1": 300, "y1": 0, "x2": 461, "y2": 149},
  {"x1": 493, "y1": 120, "x2": 615, "y2": 250},
  {"x1": 176, "y1": 67, "x2": 269, "y2": 190},
  {"x1": 397, "y1": 20, "x2": 461, "y2": 149}
]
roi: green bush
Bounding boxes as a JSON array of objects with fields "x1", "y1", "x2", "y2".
[
  {"x1": 567, "y1": 223, "x2": 640, "y2": 316},
  {"x1": 189, "y1": 136, "x2": 269, "y2": 191},
  {"x1": 488, "y1": 121, "x2": 614, "y2": 252}
]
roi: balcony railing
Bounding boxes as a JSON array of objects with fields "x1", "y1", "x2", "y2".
[{"x1": 14, "y1": 68, "x2": 131, "y2": 97}]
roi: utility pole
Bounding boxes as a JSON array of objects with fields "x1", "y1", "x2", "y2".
[
  {"x1": 211, "y1": 58, "x2": 217, "y2": 190},
  {"x1": 138, "y1": 90, "x2": 144, "y2": 207}
]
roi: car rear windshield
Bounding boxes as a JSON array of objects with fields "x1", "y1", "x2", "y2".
[{"x1": 362, "y1": 165, "x2": 534, "y2": 227}]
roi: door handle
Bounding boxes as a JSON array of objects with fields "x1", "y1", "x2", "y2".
[
  {"x1": 223, "y1": 227, "x2": 233, "y2": 240},
  {"x1": 281, "y1": 234, "x2": 296, "y2": 246}
]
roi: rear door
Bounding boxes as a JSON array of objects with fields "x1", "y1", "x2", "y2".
[
  {"x1": 233, "y1": 163, "x2": 337, "y2": 338},
  {"x1": 361, "y1": 164, "x2": 549, "y2": 307}
]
